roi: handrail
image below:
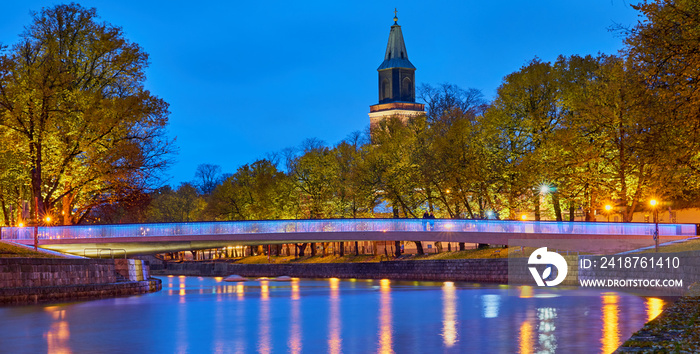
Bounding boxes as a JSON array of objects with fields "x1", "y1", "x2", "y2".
[{"x1": 0, "y1": 219, "x2": 694, "y2": 242}]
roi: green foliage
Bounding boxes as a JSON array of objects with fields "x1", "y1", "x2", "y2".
[
  {"x1": 205, "y1": 159, "x2": 294, "y2": 220},
  {"x1": 146, "y1": 183, "x2": 205, "y2": 222}
]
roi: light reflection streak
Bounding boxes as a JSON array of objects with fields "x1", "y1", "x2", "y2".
[
  {"x1": 481, "y1": 294, "x2": 500, "y2": 318},
  {"x1": 258, "y1": 280, "x2": 271, "y2": 354},
  {"x1": 179, "y1": 278, "x2": 186, "y2": 301},
  {"x1": 601, "y1": 293, "x2": 619, "y2": 354},
  {"x1": 44, "y1": 307, "x2": 71, "y2": 354},
  {"x1": 288, "y1": 278, "x2": 302, "y2": 354},
  {"x1": 234, "y1": 288, "x2": 246, "y2": 353},
  {"x1": 378, "y1": 279, "x2": 393, "y2": 354},
  {"x1": 537, "y1": 307, "x2": 557, "y2": 352},
  {"x1": 237, "y1": 283, "x2": 245, "y2": 300},
  {"x1": 519, "y1": 286, "x2": 533, "y2": 299},
  {"x1": 518, "y1": 321, "x2": 533, "y2": 354},
  {"x1": 328, "y1": 278, "x2": 342, "y2": 353},
  {"x1": 646, "y1": 297, "x2": 664, "y2": 322},
  {"x1": 441, "y1": 282, "x2": 457, "y2": 347}
]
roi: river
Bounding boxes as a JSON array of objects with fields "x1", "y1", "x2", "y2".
[{"x1": 0, "y1": 276, "x2": 667, "y2": 353}]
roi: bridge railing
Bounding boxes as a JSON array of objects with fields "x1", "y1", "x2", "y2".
[{"x1": 0, "y1": 219, "x2": 696, "y2": 241}]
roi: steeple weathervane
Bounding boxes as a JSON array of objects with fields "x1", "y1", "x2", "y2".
[{"x1": 394, "y1": 8, "x2": 398, "y2": 24}]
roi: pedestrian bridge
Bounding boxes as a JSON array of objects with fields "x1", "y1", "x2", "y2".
[{"x1": 0, "y1": 219, "x2": 696, "y2": 256}]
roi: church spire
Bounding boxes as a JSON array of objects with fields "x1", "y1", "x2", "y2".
[
  {"x1": 378, "y1": 9, "x2": 415, "y2": 71},
  {"x1": 368, "y1": 11, "x2": 424, "y2": 127}
]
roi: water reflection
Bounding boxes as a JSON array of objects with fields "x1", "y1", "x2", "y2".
[
  {"x1": 537, "y1": 307, "x2": 557, "y2": 352},
  {"x1": 482, "y1": 294, "x2": 500, "y2": 318},
  {"x1": 646, "y1": 297, "x2": 664, "y2": 322},
  {"x1": 288, "y1": 278, "x2": 302, "y2": 354},
  {"x1": 44, "y1": 306, "x2": 71, "y2": 354},
  {"x1": 328, "y1": 278, "x2": 342, "y2": 354},
  {"x1": 519, "y1": 286, "x2": 533, "y2": 299},
  {"x1": 441, "y1": 282, "x2": 458, "y2": 347},
  {"x1": 601, "y1": 293, "x2": 619, "y2": 354},
  {"x1": 259, "y1": 280, "x2": 271, "y2": 354},
  {"x1": 0, "y1": 278, "x2": 673, "y2": 353},
  {"x1": 518, "y1": 321, "x2": 533, "y2": 354},
  {"x1": 378, "y1": 279, "x2": 393, "y2": 354}
]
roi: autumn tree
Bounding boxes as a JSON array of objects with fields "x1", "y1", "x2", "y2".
[
  {"x1": 624, "y1": 0, "x2": 700, "y2": 201},
  {"x1": 146, "y1": 183, "x2": 205, "y2": 222},
  {"x1": 205, "y1": 159, "x2": 293, "y2": 220},
  {"x1": 0, "y1": 4, "x2": 172, "y2": 225},
  {"x1": 483, "y1": 58, "x2": 562, "y2": 220}
]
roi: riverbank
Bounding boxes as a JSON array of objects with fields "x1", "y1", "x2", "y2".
[
  {"x1": 0, "y1": 258, "x2": 162, "y2": 305},
  {"x1": 617, "y1": 283, "x2": 700, "y2": 352}
]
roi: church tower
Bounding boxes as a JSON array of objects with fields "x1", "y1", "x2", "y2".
[{"x1": 369, "y1": 10, "x2": 425, "y2": 126}]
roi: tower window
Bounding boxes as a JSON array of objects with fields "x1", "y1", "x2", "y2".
[
  {"x1": 402, "y1": 77, "x2": 412, "y2": 101},
  {"x1": 381, "y1": 79, "x2": 390, "y2": 100}
]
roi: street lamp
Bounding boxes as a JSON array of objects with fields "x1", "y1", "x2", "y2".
[
  {"x1": 650, "y1": 199, "x2": 659, "y2": 252},
  {"x1": 604, "y1": 204, "x2": 612, "y2": 222}
]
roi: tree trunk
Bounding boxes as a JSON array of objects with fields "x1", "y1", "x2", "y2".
[
  {"x1": 568, "y1": 202, "x2": 575, "y2": 222},
  {"x1": 297, "y1": 243, "x2": 306, "y2": 257},
  {"x1": 339, "y1": 242, "x2": 344, "y2": 256},
  {"x1": 394, "y1": 241, "x2": 401, "y2": 257},
  {"x1": 552, "y1": 193, "x2": 563, "y2": 221},
  {"x1": 310, "y1": 243, "x2": 316, "y2": 256},
  {"x1": 534, "y1": 194, "x2": 541, "y2": 221},
  {"x1": 414, "y1": 241, "x2": 424, "y2": 255}
]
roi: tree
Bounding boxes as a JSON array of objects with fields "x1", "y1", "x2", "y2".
[
  {"x1": 194, "y1": 164, "x2": 222, "y2": 195},
  {"x1": 558, "y1": 54, "x2": 667, "y2": 221},
  {"x1": 483, "y1": 58, "x2": 562, "y2": 219},
  {"x1": 289, "y1": 139, "x2": 338, "y2": 219},
  {"x1": 0, "y1": 4, "x2": 172, "y2": 224},
  {"x1": 624, "y1": 0, "x2": 700, "y2": 199},
  {"x1": 146, "y1": 183, "x2": 205, "y2": 222},
  {"x1": 205, "y1": 159, "x2": 293, "y2": 220}
]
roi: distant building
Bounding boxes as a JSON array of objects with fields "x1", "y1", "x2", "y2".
[{"x1": 368, "y1": 11, "x2": 425, "y2": 127}]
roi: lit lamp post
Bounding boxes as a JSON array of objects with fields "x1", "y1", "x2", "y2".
[
  {"x1": 650, "y1": 199, "x2": 659, "y2": 252},
  {"x1": 604, "y1": 204, "x2": 612, "y2": 222}
]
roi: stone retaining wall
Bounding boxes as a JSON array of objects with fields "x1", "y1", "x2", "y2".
[
  {"x1": 0, "y1": 279, "x2": 161, "y2": 305},
  {"x1": 0, "y1": 258, "x2": 117, "y2": 287},
  {"x1": 151, "y1": 259, "x2": 509, "y2": 283},
  {"x1": 0, "y1": 258, "x2": 161, "y2": 305}
]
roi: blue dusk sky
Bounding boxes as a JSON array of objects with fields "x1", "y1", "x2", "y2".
[{"x1": 0, "y1": 1, "x2": 641, "y2": 185}]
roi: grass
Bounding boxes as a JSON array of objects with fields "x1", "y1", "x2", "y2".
[
  {"x1": 0, "y1": 241, "x2": 63, "y2": 258},
  {"x1": 634, "y1": 238, "x2": 700, "y2": 254}
]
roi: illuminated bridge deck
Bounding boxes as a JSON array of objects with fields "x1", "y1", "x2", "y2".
[{"x1": 1, "y1": 219, "x2": 696, "y2": 256}]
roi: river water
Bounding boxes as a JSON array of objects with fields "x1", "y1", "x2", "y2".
[{"x1": 0, "y1": 276, "x2": 667, "y2": 353}]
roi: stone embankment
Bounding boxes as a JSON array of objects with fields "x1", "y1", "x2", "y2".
[
  {"x1": 616, "y1": 284, "x2": 700, "y2": 353},
  {"x1": 150, "y1": 258, "x2": 509, "y2": 283},
  {"x1": 0, "y1": 258, "x2": 161, "y2": 305}
]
